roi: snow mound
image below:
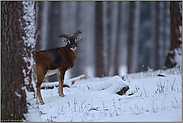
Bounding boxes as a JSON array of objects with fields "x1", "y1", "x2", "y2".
[{"x1": 84, "y1": 75, "x2": 129, "y2": 94}]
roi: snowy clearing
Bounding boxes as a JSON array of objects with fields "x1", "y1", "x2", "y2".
[{"x1": 25, "y1": 68, "x2": 182, "y2": 122}]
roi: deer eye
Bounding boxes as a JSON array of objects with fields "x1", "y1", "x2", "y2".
[
  {"x1": 67, "y1": 40, "x2": 71, "y2": 44},
  {"x1": 62, "y1": 39, "x2": 67, "y2": 43}
]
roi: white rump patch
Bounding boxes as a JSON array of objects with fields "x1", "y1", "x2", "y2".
[{"x1": 45, "y1": 69, "x2": 59, "y2": 77}]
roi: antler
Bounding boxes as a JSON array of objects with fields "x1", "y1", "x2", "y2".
[
  {"x1": 59, "y1": 34, "x2": 70, "y2": 39},
  {"x1": 73, "y1": 31, "x2": 82, "y2": 37}
]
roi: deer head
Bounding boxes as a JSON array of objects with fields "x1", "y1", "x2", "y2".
[{"x1": 59, "y1": 31, "x2": 82, "y2": 50}]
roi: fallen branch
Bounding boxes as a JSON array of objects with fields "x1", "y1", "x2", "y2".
[
  {"x1": 41, "y1": 74, "x2": 85, "y2": 89},
  {"x1": 41, "y1": 84, "x2": 69, "y2": 90},
  {"x1": 71, "y1": 75, "x2": 85, "y2": 85}
]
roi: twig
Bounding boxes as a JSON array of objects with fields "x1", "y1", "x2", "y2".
[
  {"x1": 174, "y1": 96, "x2": 180, "y2": 108},
  {"x1": 171, "y1": 78, "x2": 176, "y2": 91},
  {"x1": 71, "y1": 75, "x2": 85, "y2": 85}
]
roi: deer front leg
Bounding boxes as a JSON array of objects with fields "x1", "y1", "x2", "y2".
[
  {"x1": 37, "y1": 74, "x2": 45, "y2": 105},
  {"x1": 57, "y1": 70, "x2": 66, "y2": 97}
]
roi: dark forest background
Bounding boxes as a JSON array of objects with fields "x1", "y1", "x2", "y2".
[{"x1": 36, "y1": 1, "x2": 181, "y2": 82}]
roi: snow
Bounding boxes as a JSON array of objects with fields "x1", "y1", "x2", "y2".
[
  {"x1": 21, "y1": 1, "x2": 37, "y2": 87},
  {"x1": 21, "y1": 1, "x2": 37, "y2": 91},
  {"x1": 25, "y1": 68, "x2": 182, "y2": 122},
  {"x1": 119, "y1": 65, "x2": 127, "y2": 76},
  {"x1": 85, "y1": 66, "x2": 95, "y2": 78},
  {"x1": 174, "y1": 48, "x2": 182, "y2": 67},
  {"x1": 15, "y1": 91, "x2": 22, "y2": 99},
  {"x1": 20, "y1": 2, "x2": 39, "y2": 121}
]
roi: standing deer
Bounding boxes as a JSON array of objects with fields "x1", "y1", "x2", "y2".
[{"x1": 35, "y1": 31, "x2": 82, "y2": 104}]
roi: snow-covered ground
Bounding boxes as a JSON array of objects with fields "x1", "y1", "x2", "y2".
[{"x1": 25, "y1": 68, "x2": 182, "y2": 122}]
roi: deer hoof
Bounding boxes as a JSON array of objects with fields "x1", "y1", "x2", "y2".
[
  {"x1": 41, "y1": 101, "x2": 45, "y2": 105},
  {"x1": 38, "y1": 100, "x2": 45, "y2": 105},
  {"x1": 59, "y1": 93, "x2": 65, "y2": 97}
]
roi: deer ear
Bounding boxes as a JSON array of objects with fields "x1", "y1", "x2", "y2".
[
  {"x1": 62, "y1": 39, "x2": 68, "y2": 43},
  {"x1": 76, "y1": 36, "x2": 81, "y2": 42}
]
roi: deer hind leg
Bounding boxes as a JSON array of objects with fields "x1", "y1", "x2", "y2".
[
  {"x1": 36, "y1": 69, "x2": 46, "y2": 105},
  {"x1": 37, "y1": 85, "x2": 44, "y2": 105},
  {"x1": 57, "y1": 70, "x2": 65, "y2": 97}
]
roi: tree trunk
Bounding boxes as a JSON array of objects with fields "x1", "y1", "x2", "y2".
[
  {"x1": 109, "y1": 1, "x2": 119, "y2": 76},
  {"x1": 164, "y1": 2, "x2": 171, "y2": 58},
  {"x1": 67, "y1": 1, "x2": 78, "y2": 78},
  {"x1": 155, "y1": 2, "x2": 160, "y2": 69},
  {"x1": 85, "y1": 1, "x2": 95, "y2": 77},
  {"x1": 1, "y1": 1, "x2": 37, "y2": 121},
  {"x1": 114, "y1": 2, "x2": 121, "y2": 75},
  {"x1": 127, "y1": 1, "x2": 141, "y2": 73},
  {"x1": 1, "y1": 2, "x2": 27, "y2": 120},
  {"x1": 95, "y1": 1, "x2": 106, "y2": 77},
  {"x1": 165, "y1": 1, "x2": 182, "y2": 68},
  {"x1": 37, "y1": 1, "x2": 49, "y2": 51},
  {"x1": 76, "y1": 2, "x2": 87, "y2": 77},
  {"x1": 169, "y1": 2, "x2": 182, "y2": 50},
  {"x1": 118, "y1": 2, "x2": 129, "y2": 76},
  {"x1": 102, "y1": 1, "x2": 109, "y2": 76},
  {"x1": 158, "y1": 2, "x2": 165, "y2": 68},
  {"x1": 149, "y1": 1, "x2": 157, "y2": 70}
]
